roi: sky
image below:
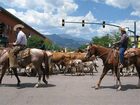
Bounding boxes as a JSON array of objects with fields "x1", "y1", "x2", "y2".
[{"x1": 0, "y1": 0, "x2": 140, "y2": 40}]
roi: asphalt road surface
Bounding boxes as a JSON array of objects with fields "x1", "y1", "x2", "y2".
[{"x1": 0, "y1": 61, "x2": 140, "y2": 105}]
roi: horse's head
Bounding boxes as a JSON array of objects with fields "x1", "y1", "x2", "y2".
[{"x1": 86, "y1": 44, "x2": 97, "y2": 59}]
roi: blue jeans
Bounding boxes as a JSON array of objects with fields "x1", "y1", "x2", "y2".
[{"x1": 119, "y1": 48, "x2": 126, "y2": 64}]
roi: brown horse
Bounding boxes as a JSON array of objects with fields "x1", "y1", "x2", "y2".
[
  {"x1": 0, "y1": 47, "x2": 51, "y2": 88},
  {"x1": 86, "y1": 44, "x2": 140, "y2": 90}
]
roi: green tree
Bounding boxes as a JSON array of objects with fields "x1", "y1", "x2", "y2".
[
  {"x1": 91, "y1": 31, "x2": 131, "y2": 48},
  {"x1": 78, "y1": 44, "x2": 88, "y2": 51},
  {"x1": 27, "y1": 35, "x2": 43, "y2": 48},
  {"x1": 27, "y1": 35, "x2": 64, "y2": 51},
  {"x1": 91, "y1": 34, "x2": 113, "y2": 47}
]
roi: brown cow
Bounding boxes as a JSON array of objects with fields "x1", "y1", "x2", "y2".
[
  {"x1": 50, "y1": 52, "x2": 67, "y2": 74},
  {"x1": 62, "y1": 52, "x2": 97, "y2": 75}
]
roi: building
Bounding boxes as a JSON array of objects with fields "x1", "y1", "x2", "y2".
[{"x1": 0, "y1": 7, "x2": 50, "y2": 47}]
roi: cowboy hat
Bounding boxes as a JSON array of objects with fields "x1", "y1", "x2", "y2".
[
  {"x1": 13, "y1": 24, "x2": 24, "y2": 31},
  {"x1": 119, "y1": 27, "x2": 126, "y2": 32}
]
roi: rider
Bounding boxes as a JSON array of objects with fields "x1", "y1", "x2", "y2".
[
  {"x1": 114, "y1": 27, "x2": 129, "y2": 68},
  {"x1": 9, "y1": 24, "x2": 27, "y2": 68}
]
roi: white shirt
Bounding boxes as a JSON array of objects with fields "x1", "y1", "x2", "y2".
[{"x1": 15, "y1": 31, "x2": 27, "y2": 45}]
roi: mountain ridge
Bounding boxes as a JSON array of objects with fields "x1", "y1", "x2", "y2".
[{"x1": 45, "y1": 34, "x2": 90, "y2": 49}]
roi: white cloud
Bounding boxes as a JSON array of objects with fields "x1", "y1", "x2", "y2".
[
  {"x1": 92, "y1": 0, "x2": 132, "y2": 9},
  {"x1": 91, "y1": 0, "x2": 140, "y2": 17},
  {"x1": 84, "y1": 11, "x2": 97, "y2": 22},
  {"x1": 4, "y1": 0, "x2": 79, "y2": 35},
  {"x1": 105, "y1": 0, "x2": 130, "y2": 9},
  {"x1": 1, "y1": 0, "x2": 140, "y2": 40},
  {"x1": 106, "y1": 0, "x2": 140, "y2": 17}
]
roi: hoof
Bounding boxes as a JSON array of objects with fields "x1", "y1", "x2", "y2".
[
  {"x1": 45, "y1": 81, "x2": 48, "y2": 85},
  {"x1": 43, "y1": 80, "x2": 48, "y2": 85},
  {"x1": 17, "y1": 83, "x2": 20, "y2": 87},
  {"x1": 95, "y1": 87, "x2": 99, "y2": 90},
  {"x1": 34, "y1": 84, "x2": 39, "y2": 88},
  {"x1": 94, "y1": 85, "x2": 99, "y2": 90},
  {"x1": 117, "y1": 86, "x2": 122, "y2": 91}
]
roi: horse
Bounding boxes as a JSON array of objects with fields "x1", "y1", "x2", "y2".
[
  {"x1": 86, "y1": 44, "x2": 140, "y2": 90},
  {"x1": 0, "y1": 47, "x2": 51, "y2": 88}
]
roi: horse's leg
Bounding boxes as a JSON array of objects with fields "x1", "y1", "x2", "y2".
[
  {"x1": 41, "y1": 66, "x2": 48, "y2": 85},
  {"x1": 114, "y1": 68, "x2": 122, "y2": 90},
  {"x1": 12, "y1": 68, "x2": 20, "y2": 87},
  {"x1": 64, "y1": 65, "x2": 69, "y2": 75},
  {"x1": 94, "y1": 63, "x2": 98, "y2": 72},
  {"x1": 34, "y1": 68, "x2": 42, "y2": 88},
  {"x1": 120, "y1": 68, "x2": 123, "y2": 76},
  {"x1": 0, "y1": 64, "x2": 8, "y2": 84},
  {"x1": 131, "y1": 65, "x2": 135, "y2": 76},
  {"x1": 95, "y1": 66, "x2": 109, "y2": 89},
  {"x1": 135, "y1": 66, "x2": 140, "y2": 88}
]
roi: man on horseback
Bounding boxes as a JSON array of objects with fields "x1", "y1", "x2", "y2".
[
  {"x1": 9, "y1": 24, "x2": 27, "y2": 68},
  {"x1": 114, "y1": 27, "x2": 129, "y2": 68}
]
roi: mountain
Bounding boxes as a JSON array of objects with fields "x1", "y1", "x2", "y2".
[{"x1": 45, "y1": 34, "x2": 90, "y2": 49}]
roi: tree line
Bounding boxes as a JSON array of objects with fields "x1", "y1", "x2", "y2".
[
  {"x1": 27, "y1": 35, "x2": 61, "y2": 51},
  {"x1": 28, "y1": 32, "x2": 131, "y2": 51}
]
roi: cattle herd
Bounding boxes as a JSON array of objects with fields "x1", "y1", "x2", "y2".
[
  {"x1": 24, "y1": 51, "x2": 135, "y2": 77},
  {"x1": 24, "y1": 51, "x2": 99, "y2": 76}
]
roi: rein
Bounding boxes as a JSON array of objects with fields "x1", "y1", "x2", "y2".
[{"x1": 98, "y1": 50, "x2": 110, "y2": 58}]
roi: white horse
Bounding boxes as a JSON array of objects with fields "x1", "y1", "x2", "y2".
[{"x1": 0, "y1": 47, "x2": 52, "y2": 88}]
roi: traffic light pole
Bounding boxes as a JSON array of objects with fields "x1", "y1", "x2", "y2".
[
  {"x1": 62, "y1": 19, "x2": 106, "y2": 27},
  {"x1": 134, "y1": 21, "x2": 137, "y2": 47},
  {"x1": 62, "y1": 19, "x2": 137, "y2": 47}
]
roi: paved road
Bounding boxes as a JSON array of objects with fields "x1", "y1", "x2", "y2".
[
  {"x1": 0, "y1": 59, "x2": 140, "y2": 105},
  {"x1": 0, "y1": 73, "x2": 140, "y2": 105}
]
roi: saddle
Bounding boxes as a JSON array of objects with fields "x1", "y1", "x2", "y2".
[
  {"x1": 17, "y1": 48, "x2": 30, "y2": 60},
  {"x1": 14, "y1": 48, "x2": 30, "y2": 68},
  {"x1": 8, "y1": 47, "x2": 31, "y2": 68}
]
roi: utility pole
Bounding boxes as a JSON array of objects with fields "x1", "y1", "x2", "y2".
[{"x1": 134, "y1": 21, "x2": 137, "y2": 47}]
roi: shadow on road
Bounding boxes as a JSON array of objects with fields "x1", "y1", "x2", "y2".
[
  {"x1": 0, "y1": 83, "x2": 56, "y2": 89},
  {"x1": 121, "y1": 84, "x2": 140, "y2": 91},
  {"x1": 91, "y1": 84, "x2": 140, "y2": 91}
]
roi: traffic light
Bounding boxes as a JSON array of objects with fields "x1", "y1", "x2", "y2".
[
  {"x1": 62, "y1": 19, "x2": 65, "y2": 26},
  {"x1": 102, "y1": 21, "x2": 105, "y2": 28},
  {"x1": 82, "y1": 20, "x2": 85, "y2": 27}
]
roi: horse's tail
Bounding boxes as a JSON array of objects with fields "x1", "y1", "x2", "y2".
[{"x1": 43, "y1": 51, "x2": 51, "y2": 79}]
